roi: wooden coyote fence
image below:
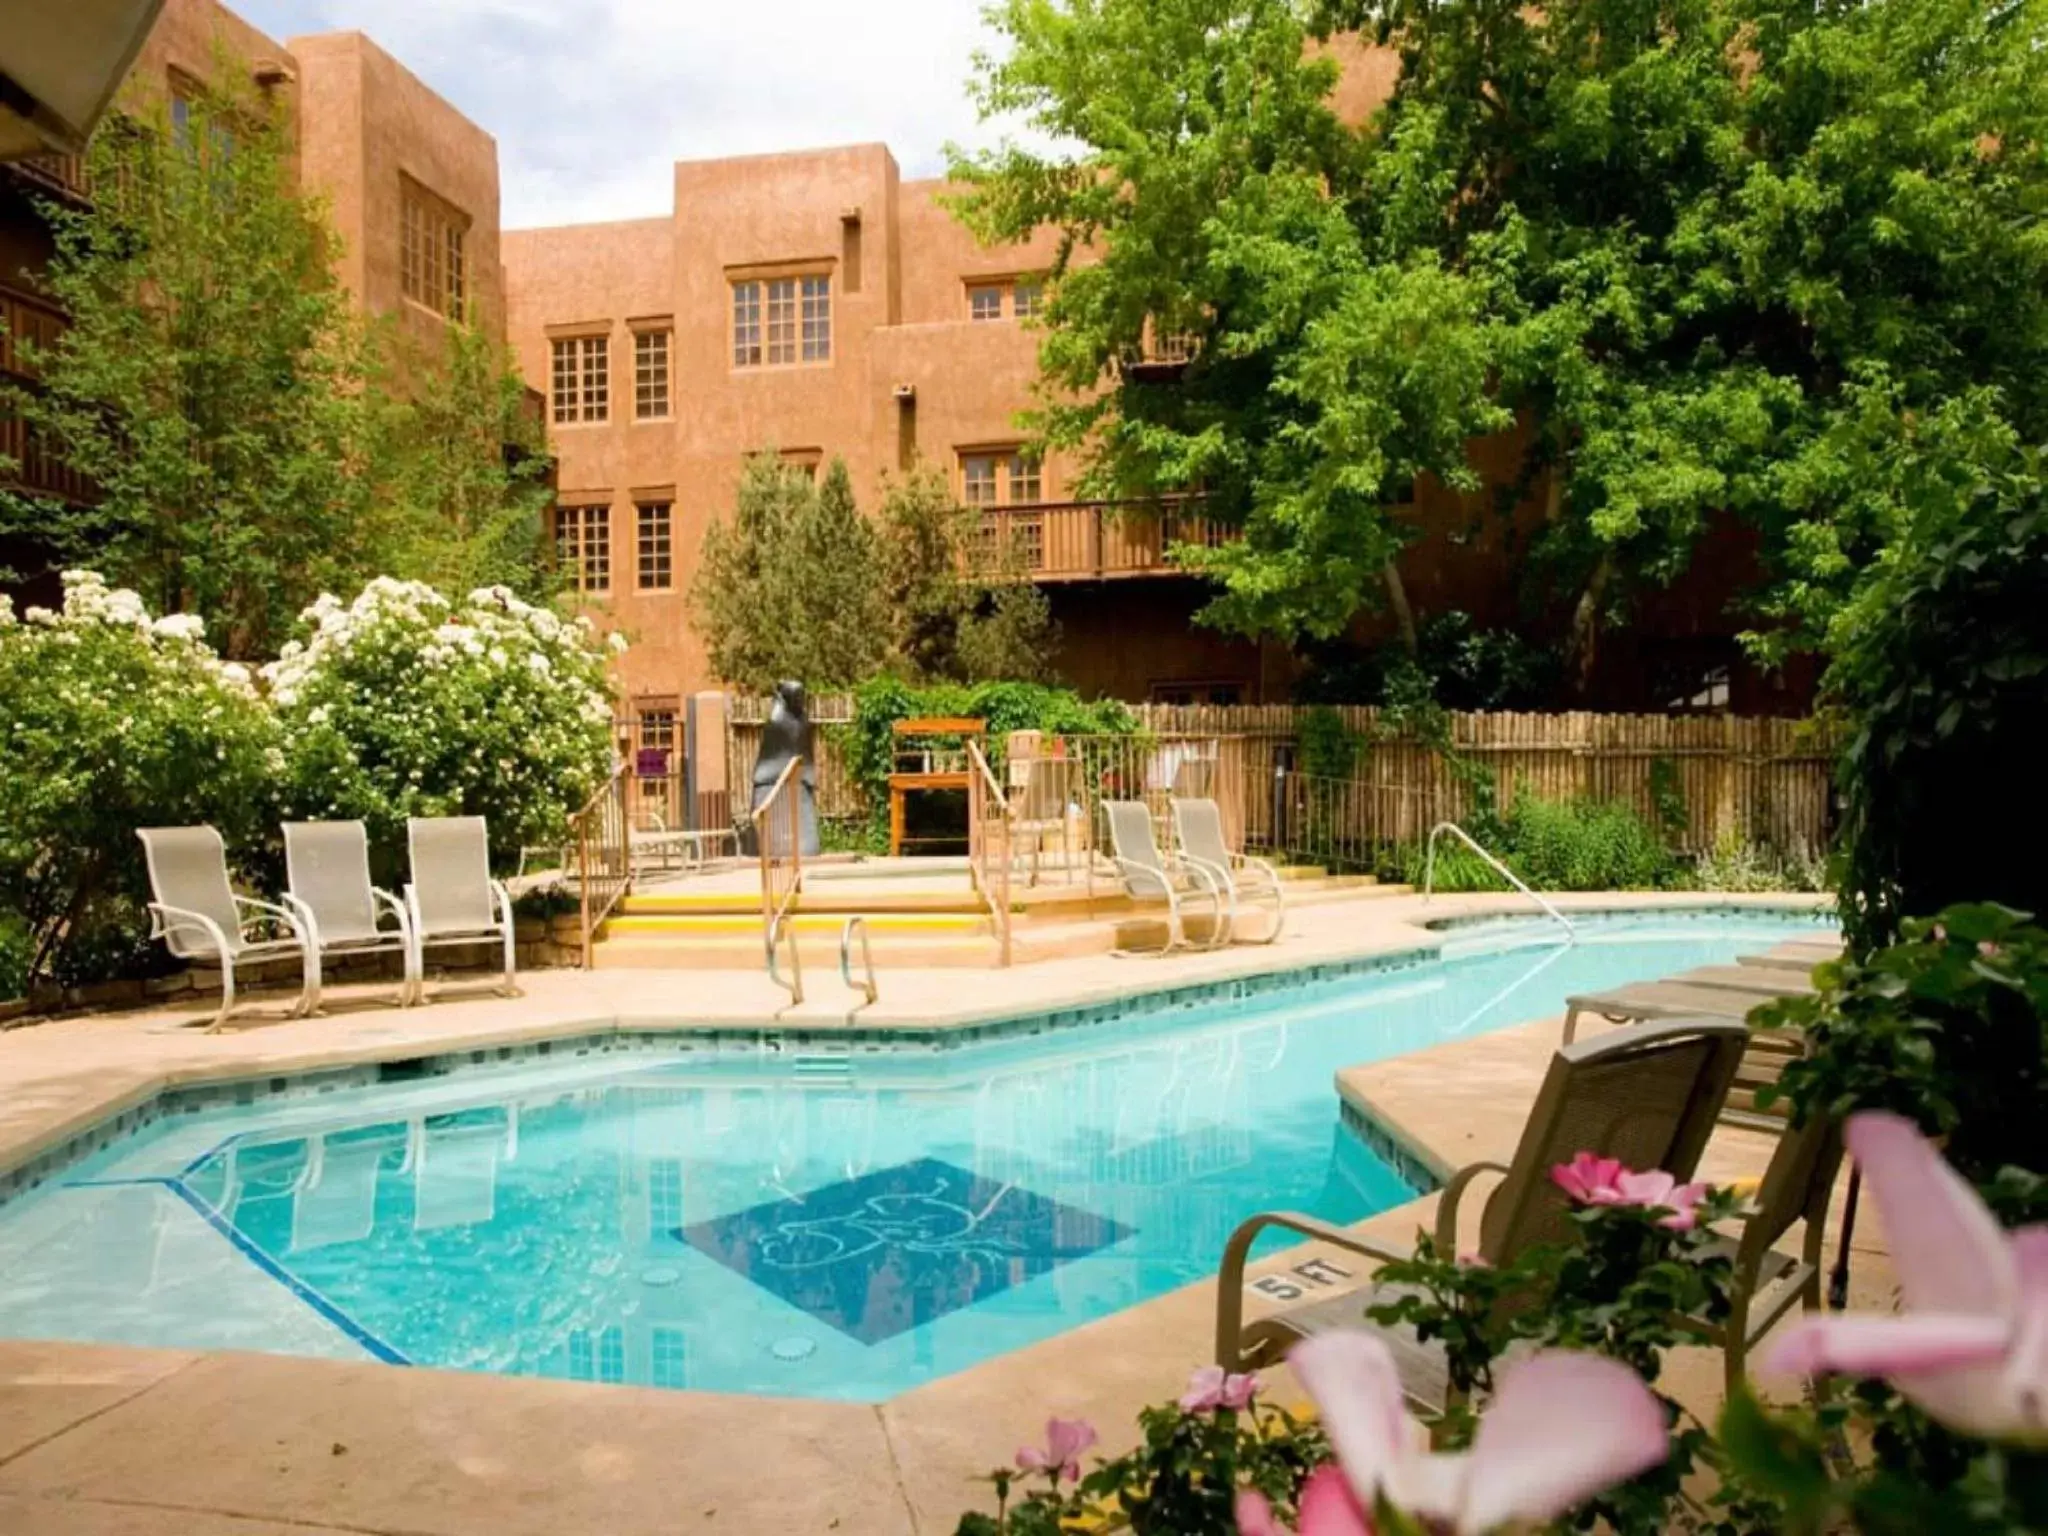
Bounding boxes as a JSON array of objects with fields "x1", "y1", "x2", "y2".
[
  {"x1": 1135, "y1": 706, "x2": 1840, "y2": 858},
  {"x1": 719, "y1": 697, "x2": 1838, "y2": 857}
]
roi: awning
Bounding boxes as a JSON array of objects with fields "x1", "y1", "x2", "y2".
[{"x1": 0, "y1": 0, "x2": 168, "y2": 161}]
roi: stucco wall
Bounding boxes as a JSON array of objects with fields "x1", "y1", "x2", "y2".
[{"x1": 291, "y1": 31, "x2": 505, "y2": 347}]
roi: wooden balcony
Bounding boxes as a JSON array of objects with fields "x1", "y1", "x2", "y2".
[
  {"x1": 969, "y1": 499, "x2": 1237, "y2": 583},
  {"x1": 5, "y1": 153, "x2": 92, "y2": 204},
  {"x1": 1, "y1": 286, "x2": 93, "y2": 506}
]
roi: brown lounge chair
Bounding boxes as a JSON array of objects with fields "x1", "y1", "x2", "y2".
[
  {"x1": 1687, "y1": 1109, "x2": 1844, "y2": 1391},
  {"x1": 1213, "y1": 1016, "x2": 1747, "y2": 1410}
]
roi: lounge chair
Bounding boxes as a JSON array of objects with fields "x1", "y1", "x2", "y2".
[
  {"x1": 1686, "y1": 1109, "x2": 1843, "y2": 1391},
  {"x1": 405, "y1": 816, "x2": 518, "y2": 1000},
  {"x1": 283, "y1": 820, "x2": 417, "y2": 1009},
  {"x1": 1213, "y1": 1016, "x2": 1747, "y2": 1408},
  {"x1": 1103, "y1": 799, "x2": 1227, "y2": 954},
  {"x1": 137, "y1": 825, "x2": 316, "y2": 1032},
  {"x1": 1173, "y1": 797, "x2": 1284, "y2": 944},
  {"x1": 1561, "y1": 966, "x2": 1815, "y2": 1045}
]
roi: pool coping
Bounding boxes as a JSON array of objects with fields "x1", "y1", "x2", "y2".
[{"x1": 0, "y1": 893, "x2": 1832, "y2": 1207}]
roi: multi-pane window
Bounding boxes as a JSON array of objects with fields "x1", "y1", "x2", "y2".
[
  {"x1": 550, "y1": 336, "x2": 609, "y2": 424},
  {"x1": 732, "y1": 283, "x2": 762, "y2": 367},
  {"x1": 733, "y1": 275, "x2": 830, "y2": 367},
  {"x1": 962, "y1": 451, "x2": 1045, "y2": 570},
  {"x1": 555, "y1": 504, "x2": 611, "y2": 593},
  {"x1": 636, "y1": 501, "x2": 673, "y2": 590},
  {"x1": 800, "y1": 275, "x2": 830, "y2": 361},
  {"x1": 964, "y1": 278, "x2": 1045, "y2": 321},
  {"x1": 633, "y1": 329, "x2": 670, "y2": 419},
  {"x1": 400, "y1": 176, "x2": 469, "y2": 319},
  {"x1": 961, "y1": 454, "x2": 1001, "y2": 507},
  {"x1": 960, "y1": 451, "x2": 1042, "y2": 505}
]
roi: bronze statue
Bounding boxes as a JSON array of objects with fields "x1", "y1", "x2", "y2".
[{"x1": 750, "y1": 680, "x2": 819, "y2": 856}]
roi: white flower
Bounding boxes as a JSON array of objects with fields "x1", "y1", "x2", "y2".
[
  {"x1": 151, "y1": 613, "x2": 208, "y2": 643},
  {"x1": 219, "y1": 662, "x2": 251, "y2": 688},
  {"x1": 527, "y1": 653, "x2": 551, "y2": 676}
]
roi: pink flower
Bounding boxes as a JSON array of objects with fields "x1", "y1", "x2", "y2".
[
  {"x1": 1979, "y1": 940, "x2": 2005, "y2": 960},
  {"x1": 1237, "y1": 1466, "x2": 1372, "y2": 1535},
  {"x1": 1550, "y1": 1153, "x2": 1707, "y2": 1230},
  {"x1": 1245, "y1": 1333, "x2": 1666, "y2": 1534},
  {"x1": 1759, "y1": 1112, "x2": 2048, "y2": 1444},
  {"x1": 1016, "y1": 1416, "x2": 1097, "y2": 1482},
  {"x1": 1550, "y1": 1151, "x2": 1626, "y2": 1204},
  {"x1": 1182, "y1": 1364, "x2": 1260, "y2": 1413}
]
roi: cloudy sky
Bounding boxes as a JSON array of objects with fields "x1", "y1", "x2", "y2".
[{"x1": 228, "y1": 0, "x2": 1025, "y2": 229}]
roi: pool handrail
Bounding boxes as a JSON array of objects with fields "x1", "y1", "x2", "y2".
[
  {"x1": 1422, "y1": 820, "x2": 1576, "y2": 943},
  {"x1": 840, "y1": 914, "x2": 878, "y2": 1007}
]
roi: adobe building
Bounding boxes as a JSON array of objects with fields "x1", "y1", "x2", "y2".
[{"x1": 2, "y1": 0, "x2": 506, "y2": 580}]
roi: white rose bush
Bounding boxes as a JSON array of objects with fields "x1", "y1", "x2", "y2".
[
  {"x1": 0, "y1": 572, "x2": 279, "y2": 991},
  {"x1": 265, "y1": 579, "x2": 617, "y2": 881},
  {"x1": 0, "y1": 573, "x2": 620, "y2": 995}
]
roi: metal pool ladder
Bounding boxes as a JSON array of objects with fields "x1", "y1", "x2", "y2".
[
  {"x1": 1422, "y1": 820, "x2": 1577, "y2": 943},
  {"x1": 840, "y1": 916, "x2": 878, "y2": 1005}
]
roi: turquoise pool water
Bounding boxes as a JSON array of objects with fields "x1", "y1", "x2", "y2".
[{"x1": 0, "y1": 909, "x2": 1828, "y2": 1401}]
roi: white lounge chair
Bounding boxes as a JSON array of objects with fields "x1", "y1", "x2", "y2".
[
  {"x1": 1103, "y1": 799, "x2": 1226, "y2": 954},
  {"x1": 1173, "y1": 797, "x2": 1285, "y2": 944},
  {"x1": 283, "y1": 820, "x2": 417, "y2": 1009},
  {"x1": 404, "y1": 816, "x2": 518, "y2": 1000},
  {"x1": 137, "y1": 825, "x2": 315, "y2": 1032}
]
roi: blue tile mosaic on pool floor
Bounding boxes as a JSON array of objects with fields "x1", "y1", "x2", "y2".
[{"x1": 678, "y1": 1157, "x2": 1134, "y2": 1345}]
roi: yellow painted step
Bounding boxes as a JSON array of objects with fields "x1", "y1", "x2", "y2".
[
  {"x1": 620, "y1": 890, "x2": 987, "y2": 916},
  {"x1": 602, "y1": 911, "x2": 987, "y2": 936}
]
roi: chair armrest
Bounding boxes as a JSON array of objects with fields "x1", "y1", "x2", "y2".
[
  {"x1": 1181, "y1": 851, "x2": 1234, "y2": 889},
  {"x1": 279, "y1": 893, "x2": 322, "y2": 952},
  {"x1": 147, "y1": 901, "x2": 232, "y2": 958},
  {"x1": 1236, "y1": 852, "x2": 1283, "y2": 889},
  {"x1": 1215, "y1": 1210, "x2": 1418, "y2": 1366},
  {"x1": 1434, "y1": 1160, "x2": 1512, "y2": 1254},
  {"x1": 234, "y1": 894, "x2": 304, "y2": 943},
  {"x1": 490, "y1": 879, "x2": 515, "y2": 929},
  {"x1": 371, "y1": 886, "x2": 411, "y2": 938}
]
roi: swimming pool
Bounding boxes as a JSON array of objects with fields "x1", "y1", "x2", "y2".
[{"x1": 0, "y1": 909, "x2": 1828, "y2": 1401}]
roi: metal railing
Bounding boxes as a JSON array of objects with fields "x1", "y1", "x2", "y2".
[
  {"x1": 840, "y1": 916, "x2": 878, "y2": 1005},
  {"x1": 753, "y1": 756, "x2": 805, "y2": 1003},
  {"x1": 1423, "y1": 821, "x2": 1576, "y2": 941},
  {"x1": 966, "y1": 498, "x2": 1239, "y2": 583},
  {"x1": 965, "y1": 741, "x2": 1014, "y2": 966},
  {"x1": 570, "y1": 763, "x2": 632, "y2": 967}
]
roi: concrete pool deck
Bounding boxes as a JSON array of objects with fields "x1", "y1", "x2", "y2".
[{"x1": 0, "y1": 890, "x2": 1860, "y2": 1534}]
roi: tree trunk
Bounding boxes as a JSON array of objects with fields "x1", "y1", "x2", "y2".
[
  {"x1": 1567, "y1": 550, "x2": 1615, "y2": 698},
  {"x1": 1382, "y1": 559, "x2": 1419, "y2": 654}
]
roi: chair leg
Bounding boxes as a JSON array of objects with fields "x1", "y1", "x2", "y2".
[
  {"x1": 1563, "y1": 1005, "x2": 1582, "y2": 1045},
  {"x1": 208, "y1": 954, "x2": 236, "y2": 1034},
  {"x1": 300, "y1": 944, "x2": 323, "y2": 1018},
  {"x1": 499, "y1": 922, "x2": 518, "y2": 997}
]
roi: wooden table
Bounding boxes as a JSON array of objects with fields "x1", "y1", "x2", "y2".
[{"x1": 888, "y1": 716, "x2": 986, "y2": 856}]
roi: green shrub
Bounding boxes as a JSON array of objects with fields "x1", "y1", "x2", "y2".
[
  {"x1": 1506, "y1": 794, "x2": 1681, "y2": 891},
  {"x1": 0, "y1": 572, "x2": 281, "y2": 991},
  {"x1": 266, "y1": 579, "x2": 618, "y2": 882},
  {"x1": 842, "y1": 676, "x2": 1137, "y2": 831},
  {"x1": 0, "y1": 916, "x2": 29, "y2": 1003},
  {"x1": 1692, "y1": 831, "x2": 1830, "y2": 894}
]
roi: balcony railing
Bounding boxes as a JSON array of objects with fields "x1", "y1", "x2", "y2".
[
  {"x1": 969, "y1": 499, "x2": 1237, "y2": 583},
  {"x1": 7, "y1": 153, "x2": 92, "y2": 203},
  {"x1": 1, "y1": 287, "x2": 93, "y2": 506}
]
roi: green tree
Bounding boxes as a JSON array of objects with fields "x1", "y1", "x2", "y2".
[
  {"x1": 875, "y1": 466, "x2": 1058, "y2": 683},
  {"x1": 953, "y1": 0, "x2": 2048, "y2": 691},
  {"x1": 689, "y1": 454, "x2": 890, "y2": 690},
  {"x1": 366, "y1": 318, "x2": 557, "y2": 603},
  {"x1": 0, "y1": 75, "x2": 377, "y2": 658}
]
